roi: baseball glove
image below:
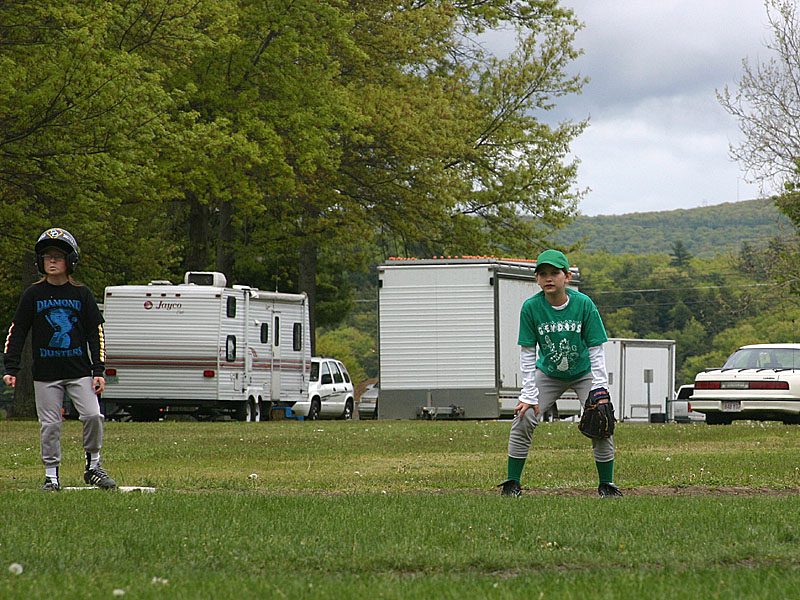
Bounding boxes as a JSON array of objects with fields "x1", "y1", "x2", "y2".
[{"x1": 578, "y1": 388, "x2": 615, "y2": 439}]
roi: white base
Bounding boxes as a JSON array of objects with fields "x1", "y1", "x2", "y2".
[{"x1": 62, "y1": 486, "x2": 157, "y2": 493}]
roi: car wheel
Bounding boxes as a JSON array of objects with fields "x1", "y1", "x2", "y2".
[
  {"x1": 308, "y1": 398, "x2": 321, "y2": 421},
  {"x1": 340, "y1": 399, "x2": 353, "y2": 420}
]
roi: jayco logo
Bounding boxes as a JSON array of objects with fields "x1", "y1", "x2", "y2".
[{"x1": 143, "y1": 300, "x2": 182, "y2": 311}]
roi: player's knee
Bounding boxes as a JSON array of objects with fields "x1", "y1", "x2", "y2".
[
  {"x1": 79, "y1": 412, "x2": 104, "y2": 425},
  {"x1": 592, "y1": 444, "x2": 614, "y2": 462}
]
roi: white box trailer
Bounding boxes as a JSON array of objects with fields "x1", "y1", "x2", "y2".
[
  {"x1": 101, "y1": 272, "x2": 310, "y2": 421},
  {"x1": 377, "y1": 258, "x2": 579, "y2": 420},
  {"x1": 604, "y1": 338, "x2": 676, "y2": 422},
  {"x1": 377, "y1": 259, "x2": 676, "y2": 421}
]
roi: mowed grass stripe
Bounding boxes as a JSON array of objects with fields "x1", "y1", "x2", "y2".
[
  {"x1": 2, "y1": 420, "x2": 800, "y2": 491},
  {"x1": 1, "y1": 492, "x2": 800, "y2": 599}
]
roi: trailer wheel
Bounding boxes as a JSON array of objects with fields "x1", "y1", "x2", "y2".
[
  {"x1": 339, "y1": 399, "x2": 353, "y2": 420},
  {"x1": 308, "y1": 398, "x2": 321, "y2": 421},
  {"x1": 250, "y1": 398, "x2": 261, "y2": 422}
]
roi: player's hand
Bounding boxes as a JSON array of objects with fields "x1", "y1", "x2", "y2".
[
  {"x1": 514, "y1": 401, "x2": 539, "y2": 419},
  {"x1": 2, "y1": 374, "x2": 16, "y2": 388},
  {"x1": 93, "y1": 376, "x2": 105, "y2": 394}
]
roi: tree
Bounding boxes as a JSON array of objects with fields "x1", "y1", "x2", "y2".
[
  {"x1": 719, "y1": 0, "x2": 800, "y2": 301},
  {"x1": 0, "y1": 1, "x2": 220, "y2": 324},
  {"x1": 669, "y1": 241, "x2": 692, "y2": 267},
  {"x1": 718, "y1": 0, "x2": 800, "y2": 188}
]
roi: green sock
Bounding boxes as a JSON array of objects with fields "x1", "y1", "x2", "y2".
[
  {"x1": 596, "y1": 459, "x2": 614, "y2": 484},
  {"x1": 507, "y1": 456, "x2": 526, "y2": 483}
]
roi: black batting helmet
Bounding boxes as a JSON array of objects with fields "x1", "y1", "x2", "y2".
[{"x1": 35, "y1": 228, "x2": 80, "y2": 274}]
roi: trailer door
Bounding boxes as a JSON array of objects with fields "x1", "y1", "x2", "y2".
[{"x1": 271, "y1": 312, "x2": 281, "y2": 400}]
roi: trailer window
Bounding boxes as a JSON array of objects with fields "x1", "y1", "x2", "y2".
[
  {"x1": 274, "y1": 316, "x2": 280, "y2": 346},
  {"x1": 227, "y1": 296, "x2": 236, "y2": 318},
  {"x1": 260, "y1": 323, "x2": 269, "y2": 344},
  {"x1": 293, "y1": 323, "x2": 302, "y2": 351},
  {"x1": 226, "y1": 335, "x2": 236, "y2": 362}
]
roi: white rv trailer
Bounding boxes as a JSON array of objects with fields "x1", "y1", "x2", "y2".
[
  {"x1": 101, "y1": 272, "x2": 310, "y2": 421},
  {"x1": 377, "y1": 257, "x2": 579, "y2": 420}
]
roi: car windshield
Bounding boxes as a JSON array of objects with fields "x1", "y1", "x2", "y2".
[{"x1": 723, "y1": 348, "x2": 800, "y2": 370}]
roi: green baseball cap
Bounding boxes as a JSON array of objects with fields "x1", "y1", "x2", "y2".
[{"x1": 534, "y1": 249, "x2": 569, "y2": 271}]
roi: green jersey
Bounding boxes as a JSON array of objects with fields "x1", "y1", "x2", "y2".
[{"x1": 518, "y1": 288, "x2": 608, "y2": 381}]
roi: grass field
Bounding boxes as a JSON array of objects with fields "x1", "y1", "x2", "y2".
[{"x1": 1, "y1": 418, "x2": 799, "y2": 599}]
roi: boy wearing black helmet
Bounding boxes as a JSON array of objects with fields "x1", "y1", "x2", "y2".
[{"x1": 3, "y1": 228, "x2": 116, "y2": 490}]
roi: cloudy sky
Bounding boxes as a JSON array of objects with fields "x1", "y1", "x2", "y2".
[{"x1": 494, "y1": 1, "x2": 776, "y2": 216}]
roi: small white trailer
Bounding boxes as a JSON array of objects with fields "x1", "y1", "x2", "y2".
[
  {"x1": 604, "y1": 338, "x2": 676, "y2": 422},
  {"x1": 101, "y1": 272, "x2": 311, "y2": 421},
  {"x1": 377, "y1": 257, "x2": 579, "y2": 420}
]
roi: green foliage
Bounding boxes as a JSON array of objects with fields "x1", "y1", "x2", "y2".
[
  {"x1": 315, "y1": 326, "x2": 376, "y2": 384},
  {"x1": 571, "y1": 246, "x2": 791, "y2": 385},
  {"x1": 553, "y1": 199, "x2": 792, "y2": 256},
  {"x1": 0, "y1": 0, "x2": 589, "y2": 345}
]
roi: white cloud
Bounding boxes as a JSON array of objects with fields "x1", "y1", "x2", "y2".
[{"x1": 539, "y1": 0, "x2": 774, "y2": 214}]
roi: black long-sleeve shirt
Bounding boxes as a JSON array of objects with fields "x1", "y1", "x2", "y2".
[{"x1": 3, "y1": 280, "x2": 105, "y2": 381}]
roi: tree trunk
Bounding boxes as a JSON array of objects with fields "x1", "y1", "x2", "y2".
[
  {"x1": 298, "y1": 240, "x2": 317, "y2": 356},
  {"x1": 10, "y1": 250, "x2": 38, "y2": 419},
  {"x1": 216, "y1": 199, "x2": 234, "y2": 281},
  {"x1": 185, "y1": 193, "x2": 210, "y2": 271}
]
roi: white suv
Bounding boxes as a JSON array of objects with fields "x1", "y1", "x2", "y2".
[{"x1": 293, "y1": 357, "x2": 355, "y2": 420}]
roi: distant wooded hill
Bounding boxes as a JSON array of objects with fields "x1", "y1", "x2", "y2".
[{"x1": 552, "y1": 199, "x2": 792, "y2": 257}]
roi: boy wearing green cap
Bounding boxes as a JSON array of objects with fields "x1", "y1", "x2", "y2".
[{"x1": 498, "y1": 249, "x2": 621, "y2": 498}]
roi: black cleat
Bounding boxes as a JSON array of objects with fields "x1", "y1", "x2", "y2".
[
  {"x1": 42, "y1": 478, "x2": 61, "y2": 491},
  {"x1": 497, "y1": 479, "x2": 522, "y2": 497},
  {"x1": 598, "y1": 482, "x2": 623, "y2": 498},
  {"x1": 84, "y1": 465, "x2": 117, "y2": 489}
]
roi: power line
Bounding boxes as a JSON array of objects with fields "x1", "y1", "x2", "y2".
[{"x1": 588, "y1": 282, "x2": 777, "y2": 295}]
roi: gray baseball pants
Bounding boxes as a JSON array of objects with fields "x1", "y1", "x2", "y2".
[
  {"x1": 34, "y1": 377, "x2": 104, "y2": 468},
  {"x1": 508, "y1": 370, "x2": 614, "y2": 462}
]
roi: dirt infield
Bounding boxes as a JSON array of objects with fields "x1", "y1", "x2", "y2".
[{"x1": 512, "y1": 485, "x2": 800, "y2": 497}]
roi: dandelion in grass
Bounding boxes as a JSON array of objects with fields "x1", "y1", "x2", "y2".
[
  {"x1": 113, "y1": 590, "x2": 125, "y2": 597},
  {"x1": 8, "y1": 562, "x2": 23, "y2": 575},
  {"x1": 248, "y1": 473, "x2": 258, "y2": 480},
  {"x1": 151, "y1": 577, "x2": 169, "y2": 585}
]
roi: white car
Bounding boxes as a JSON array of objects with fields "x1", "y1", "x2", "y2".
[
  {"x1": 293, "y1": 357, "x2": 355, "y2": 420},
  {"x1": 358, "y1": 381, "x2": 378, "y2": 420},
  {"x1": 692, "y1": 344, "x2": 800, "y2": 424}
]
